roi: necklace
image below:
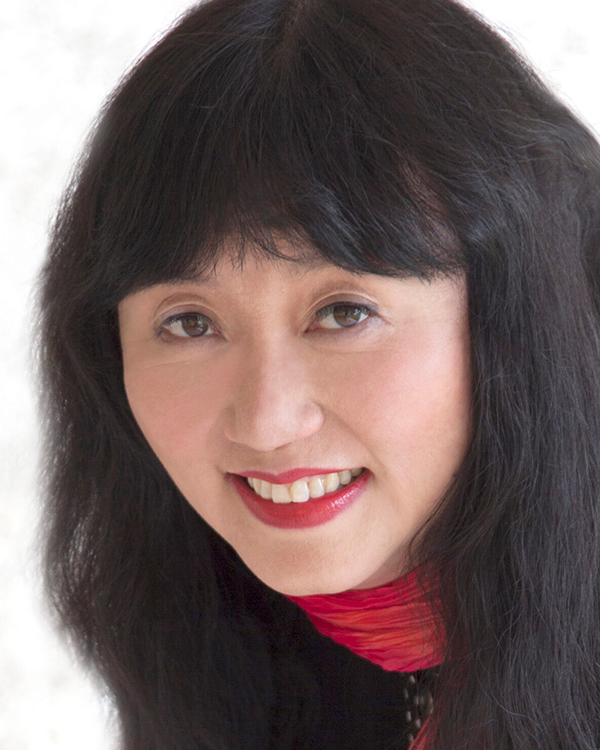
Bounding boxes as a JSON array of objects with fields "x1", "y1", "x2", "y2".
[{"x1": 402, "y1": 671, "x2": 435, "y2": 748}]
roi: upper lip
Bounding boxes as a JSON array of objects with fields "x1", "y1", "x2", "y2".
[{"x1": 235, "y1": 467, "x2": 360, "y2": 484}]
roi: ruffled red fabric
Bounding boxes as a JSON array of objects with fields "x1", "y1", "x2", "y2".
[
  {"x1": 283, "y1": 565, "x2": 445, "y2": 672},
  {"x1": 283, "y1": 566, "x2": 445, "y2": 748}
]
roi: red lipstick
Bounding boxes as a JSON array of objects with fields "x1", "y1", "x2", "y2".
[{"x1": 226, "y1": 469, "x2": 372, "y2": 529}]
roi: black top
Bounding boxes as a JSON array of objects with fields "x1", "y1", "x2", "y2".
[{"x1": 285, "y1": 607, "x2": 437, "y2": 750}]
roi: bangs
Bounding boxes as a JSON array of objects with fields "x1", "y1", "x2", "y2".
[{"x1": 85, "y1": 0, "x2": 466, "y2": 306}]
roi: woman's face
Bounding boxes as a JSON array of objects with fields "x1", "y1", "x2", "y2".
[{"x1": 118, "y1": 241, "x2": 472, "y2": 595}]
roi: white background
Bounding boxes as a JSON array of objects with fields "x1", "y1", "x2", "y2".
[{"x1": 1, "y1": 1, "x2": 599, "y2": 747}]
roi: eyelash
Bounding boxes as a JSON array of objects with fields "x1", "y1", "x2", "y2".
[{"x1": 158, "y1": 302, "x2": 377, "y2": 341}]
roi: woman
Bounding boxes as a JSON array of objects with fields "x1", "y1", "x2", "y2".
[{"x1": 37, "y1": 0, "x2": 600, "y2": 748}]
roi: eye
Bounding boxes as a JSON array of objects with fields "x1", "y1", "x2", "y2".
[
  {"x1": 313, "y1": 302, "x2": 375, "y2": 331},
  {"x1": 158, "y1": 301, "x2": 376, "y2": 341},
  {"x1": 160, "y1": 312, "x2": 215, "y2": 339}
]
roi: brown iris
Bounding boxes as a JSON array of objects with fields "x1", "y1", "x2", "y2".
[
  {"x1": 179, "y1": 314, "x2": 209, "y2": 337},
  {"x1": 330, "y1": 305, "x2": 365, "y2": 328}
]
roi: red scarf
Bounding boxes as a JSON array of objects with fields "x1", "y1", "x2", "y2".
[
  {"x1": 283, "y1": 565, "x2": 445, "y2": 672},
  {"x1": 283, "y1": 565, "x2": 445, "y2": 748}
]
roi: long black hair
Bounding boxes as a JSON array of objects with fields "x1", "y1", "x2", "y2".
[{"x1": 37, "y1": 0, "x2": 600, "y2": 748}]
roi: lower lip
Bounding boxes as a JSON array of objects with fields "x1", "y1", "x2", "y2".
[{"x1": 226, "y1": 470, "x2": 372, "y2": 529}]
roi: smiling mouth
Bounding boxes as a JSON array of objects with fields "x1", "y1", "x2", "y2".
[
  {"x1": 227, "y1": 469, "x2": 372, "y2": 529},
  {"x1": 243, "y1": 468, "x2": 365, "y2": 503}
]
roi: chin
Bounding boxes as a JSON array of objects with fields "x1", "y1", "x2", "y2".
[{"x1": 256, "y1": 566, "x2": 382, "y2": 598}]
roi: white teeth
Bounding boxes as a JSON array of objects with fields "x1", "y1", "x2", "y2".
[
  {"x1": 246, "y1": 468, "x2": 364, "y2": 503},
  {"x1": 290, "y1": 479, "x2": 310, "y2": 503},
  {"x1": 308, "y1": 476, "x2": 325, "y2": 498},
  {"x1": 272, "y1": 484, "x2": 292, "y2": 503}
]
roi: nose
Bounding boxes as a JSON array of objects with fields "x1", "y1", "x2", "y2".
[{"x1": 223, "y1": 340, "x2": 324, "y2": 453}]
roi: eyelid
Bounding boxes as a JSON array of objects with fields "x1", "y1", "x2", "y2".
[{"x1": 155, "y1": 299, "x2": 217, "y2": 325}]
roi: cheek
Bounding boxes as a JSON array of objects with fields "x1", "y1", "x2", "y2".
[
  {"x1": 123, "y1": 359, "x2": 230, "y2": 463},
  {"x1": 341, "y1": 329, "x2": 471, "y2": 468}
]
